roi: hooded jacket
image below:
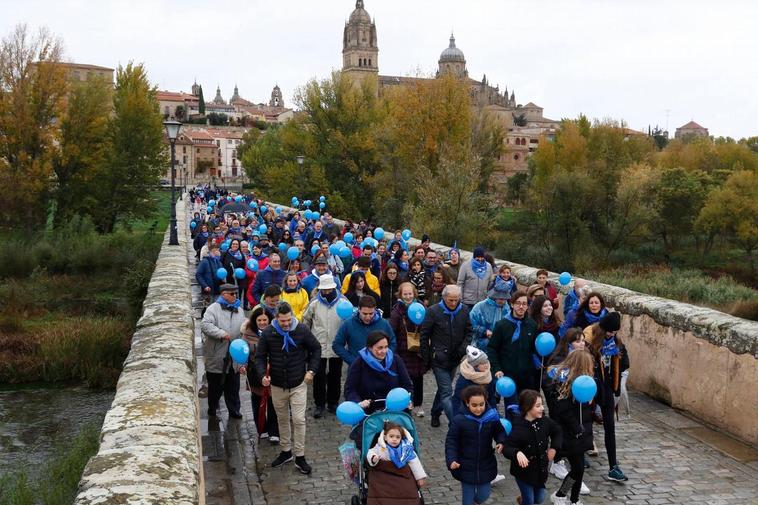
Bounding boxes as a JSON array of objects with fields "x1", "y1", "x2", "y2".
[
  {"x1": 331, "y1": 311, "x2": 397, "y2": 365},
  {"x1": 281, "y1": 285, "x2": 309, "y2": 320},
  {"x1": 254, "y1": 318, "x2": 322, "y2": 389},
  {"x1": 445, "y1": 409, "x2": 507, "y2": 485},
  {"x1": 469, "y1": 297, "x2": 511, "y2": 349},
  {"x1": 201, "y1": 299, "x2": 247, "y2": 373}
]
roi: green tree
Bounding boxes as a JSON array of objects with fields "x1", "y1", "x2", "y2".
[
  {"x1": 84, "y1": 62, "x2": 167, "y2": 233},
  {"x1": 649, "y1": 167, "x2": 709, "y2": 251},
  {"x1": 198, "y1": 85, "x2": 205, "y2": 114},
  {"x1": 0, "y1": 24, "x2": 66, "y2": 226},
  {"x1": 207, "y1": 112, "x2": 228, "y2": 126},
  {"x1": 175, "y1": 104, "x2": 185, "y2": 121},
  {"x1": 505, "y1": 172, "x2": 528, "y2": 205}
]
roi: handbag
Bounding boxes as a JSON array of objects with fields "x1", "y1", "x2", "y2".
[{"x1": 403, "y1": 320, "x2": 421, "y2": 353}]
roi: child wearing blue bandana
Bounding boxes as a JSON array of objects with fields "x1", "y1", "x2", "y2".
[{"x1": 367, "y1": 421, "x2": 427, "y2": 487}]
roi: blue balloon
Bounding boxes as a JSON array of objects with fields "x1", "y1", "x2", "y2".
[
  {"x1": 303, "y1": 210, "x2": 313, "y2": 220},
  {"x1": 319, "y1": 195, "x2": 325, "y2": 202},
  {"x1": 374, "y1": 227, "x2": 385, "y2": 240},
  {"x1": 251, "y1": 201, "x2": 258, "y2": 209},
  {"x1": 311, "y1": 245, "x2": 320, "y2": 256},
  {"x1": 207, "y1": 206, "x2": 213, "y2": 213},
  {"x1": 190, "y1": 221, "x2": 197, "y2": 229},
  {"x1": 304, "y1": 200, "x2": 312, "y2": 208},
  {"x1": 260, "y1": 205, "x2": 267, "y2": 214},
  {"x1": 226, "y1": 196, "x2": 232, "y2": 201},
  {"x1": 287, "y1": 246, "x2": 299, "y2": 261},
  {"x1": 535, "y1": 332, "x2": 556, "y2": 357},
  {"x1": 208, "y1": 199, "x2": 216, "y2": 207},
  {"x1": 234, "y1": 268, "x2": 246, "y2": 280},
  {"x1": 291, "y1": 196, "x2": 298, "y2": 204},
  {"x1": 402, "y1": 229, "x2": 412, "y2": 241},
  {"x1": 312, "y1": 211, "x2": 320, "y2": 220},
  {"x1": 275, "y1": 206, "x2": 282, "y2": 214},
  {"x1": 408, "y1": 302, "x2": 426, "y2": 325},
  {"x1": 278, "y1": 242, "x2": 287, "y2": 253},
  {"x1": 344, "y1": 232, "x2": 354, "y2": 244},
  {"x1": 235, "y1": 195, "x2": 242, "y2": 202},
  {"x1": 559, "y1": 271, "x2": 572, "y2": 286},
  {"x1": 386, "y1": 387, "x2": 411, "y2": 412},
  {"x1": 496, "y1": 376, "x2": 517, "y2": 398},
  {"x1": 216, "y1": 268, "x2": 228, "y2": 281},
  {"x1": 319, "y1": 201, "x2": 326, "y2": 209},
  {"x1": 258, "y1": 224, "x2": 268, "y2": 234},
  {"x1": 220, "y1": 242, "x2": 229, "y2": 253},
  {"x1": 336, "y1": 299, "x2": 354, "y2": 319},
  {"x1": 336, "y1": 240, "x2": 346, "y2": 249},
  {"x1": 336, "y1": 401, "x2": 365, "y2": 425},
  {"x1": 571, "y1": 375, "x2": 597, "y2": 403},
  {"x1": 329, "y1": 243, "x2": 340, "y2": 255},
  {"x1": 339, "y1": 246, "x2": 352, "y2": 258},
  {"x1": 500, "y1": 418, "x2": 512, "y2": 435},
  {"x1": 247, "y1": 259, "x2": 259, "y2": 272},
  {"x1": 229, "y1": 339, "x2": 249, "y2": 364}
]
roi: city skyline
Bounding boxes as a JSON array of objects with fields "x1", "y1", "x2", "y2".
[{"x1": 2, "y1": 0, "x2": 756, "y2": 138}]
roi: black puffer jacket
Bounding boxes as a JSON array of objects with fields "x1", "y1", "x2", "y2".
[
  {"x1": 502, "y1": 416, "x2": 563, "y2": 487},
  {"x1": 549, "y1": 395, "x2": 593, "y2": 454},
  {"x1": 420, "y1": 302, "x2": 472, "y2": 369},
  {"x1": 254, "y1": 320, "x2": 321, "y2": 389},
  {"x1": 445, "y1": 410, "x2": 506, "y2": 485}
]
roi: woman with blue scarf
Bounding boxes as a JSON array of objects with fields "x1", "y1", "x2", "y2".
[
  {"x1": 572, "y1": 292, "x2": 608, "y2": 330},
  {"x1": 223, "y1": 239, "x2": 250, "y2": 308},
  {"x1": 344, "y1": 331, "x2": 413, "y2": 415}
]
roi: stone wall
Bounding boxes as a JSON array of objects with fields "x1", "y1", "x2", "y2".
[
  {"x1": 75, "y1": 198, "x2": 202, "y2": 504},
  {"x1": 273, "y1": 204, "x2": 757, "y2": 444}
]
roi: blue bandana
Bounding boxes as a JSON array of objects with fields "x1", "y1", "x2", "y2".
[
  {"x1": 439, "y1": 301, "x2": 463, "y2": 323},
  {"x1": 601, "y1": 336, "x2": 619, "y2": 357},
  {"x1": 471, "y1": 258, "x2": 489, "y2": 279},
  {"x1": 464, "y1": 407, "x2": 500, "y2": 432},
  {"x1": 504, "y1": 314, "x2": 523, "y2": 343},
  {"x1": 272, "y1": 320, "x2": 297, "y2": 353},
  {"x1": 547, "y1": 367, "x2": 569, "y2": 383},
  {"x1": 386, "y1": 438, "x2": 417, "y2": 468},
  {"x1": 216, "y1": 296, "x2": 241, "y2": 311},
  {"x1": 358, "y1": 347, "x2": 397, "y2": 377},
  {"x1": 583, "y1": 308, "x2": 608, "y2": 324}
]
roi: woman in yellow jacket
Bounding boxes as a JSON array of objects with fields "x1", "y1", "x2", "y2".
[{"x1": 281, "y1": 272, "x2": 309, "y2": 320}]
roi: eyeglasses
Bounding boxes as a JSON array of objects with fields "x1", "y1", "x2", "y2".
[{"x1": 513, "y1": 301, "x2": 528, "y2": 307}]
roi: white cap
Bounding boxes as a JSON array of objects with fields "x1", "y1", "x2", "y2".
[{"x1": 317, "y1": 273, "x2": 337, "y2": 290}]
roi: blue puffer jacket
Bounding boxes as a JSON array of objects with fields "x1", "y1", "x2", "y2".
[
  {"x1": 196, "y1": 255, "x2": 223, "y2": 295},
  {"x1": 252, "y1": 266, "x2": 286, "y2": 302},
  {"x1": 445, "y1": 408, "x2": 506, "y2": 484},
  {"x1": 469, "y1": 298, "x2": 511, "y2": 349},
  {"x1": 332, "y1": 311, "x2": 397, "y2": 365}
]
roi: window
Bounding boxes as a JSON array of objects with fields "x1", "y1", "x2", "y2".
[
  {"x1": 369, "y1": 58, "x2": 371, "y2": 66},
  {"x1": 216, "y1": 140, "x2": 220, "y2": 146},
  {"x1": 232, "y1": 150, "x2": 236, "y2": 158},
  {"x1": 196, "y1": 148, "x2": 200, "y2": 153},
  {"x1": 228, "y1": 139, "x2": 233, "y2": 145},
  {"x1": 183, "y1": 155, "x2": 187, "y2": 164},
  {"x1": 182, "y1": 146, "x2": 186, "y2": 153},
  {"x1": 514, "y1": 154, "x2": 520, "y2": 160}
]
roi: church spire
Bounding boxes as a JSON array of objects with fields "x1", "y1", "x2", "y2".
[{"x1": 356, "y1": 0, "x2": 364, "y2": 8}]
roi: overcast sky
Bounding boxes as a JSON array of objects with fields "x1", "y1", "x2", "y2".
[{"x1": 3, "y1": 0, "x2": 756, "y2": 138}]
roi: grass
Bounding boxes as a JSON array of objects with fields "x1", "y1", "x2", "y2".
[
  {"x1": 586, "y1": 265, "x2": 758, "y2": 320},
  {"x1": 0, "y1": 422, "x2": 101, "y2": 505}
]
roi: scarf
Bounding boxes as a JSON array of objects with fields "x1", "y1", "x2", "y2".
[
  {"x1": 198, "y1": 231, "x2": 209, "y2": 241},
  {"x1": 317, "y1": 290, "x2": 339, "y2": 306},
  {"x1": 358, "y1": 347, "x2": 397, "y2": 377},
  {"x1": 547, "y1": 367, "x2": 569, "y2": 383},
  {"x1": 387, "y1": 438, "x2": 417, "y2": 468},
  {"x1": 216, "y1": 296, "x2": 241, "y2": 312},
  {"x1": 229, "y1": 249, "x2": 243, "y2": 261},
  {"x1": 471, "y1": 258, "x2": 489, "y2": 279},
  {"x1": 464, "y1": 407, "x2": 500, "y2": 432},
  {"x1": 583, "y1": 308, "x2": 608, "y2": 324},
  {"x1": 439, "y1": 301, "x2": 463, "y2": 323},
  {"x1": 272, "y1": 320, "x2": 297, "y2": 352},
  {"x1": 504, "y1": 313, "x2": 523, "y2": 342},
  {"x1": 601, "y1": 336, "x2": 619, "y2": 357},
  {"x1": 459, "y1": 359, "x2": 492, "y2": 385}
]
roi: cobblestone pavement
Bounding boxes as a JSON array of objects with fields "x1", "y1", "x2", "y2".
[{"x1": 189, "y1": 245, "x2": 758, "y2": 505}]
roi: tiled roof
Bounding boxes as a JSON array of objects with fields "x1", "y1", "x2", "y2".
[
  {"x1": 677, "y1": 120, "x2": 706, "y2": 130},
  {"x1": 59, "y1": 62, "x2": 115, "y2": 71}
]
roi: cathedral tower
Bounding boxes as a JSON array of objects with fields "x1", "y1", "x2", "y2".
[
  {"x1": 437, "y1": 33, "x2": 467, "y2": 78},
  {"x1": 269, "y1": 84, "x2": 284, "y2": 108},
  {"x1": 342, "y1": 0, "x2": 379, "y2": 85}
]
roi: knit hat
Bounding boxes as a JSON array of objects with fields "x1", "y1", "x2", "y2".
[
  {"x1": 466, "y1": 345, "x2": 488, "y2": 367},
  {"x1": 599, "y1": 311, "x2": 621, "y2": 332},
  {"x1": 473, "y1": 246, "x2": 486, "y2": 259},
  {"x1": 488, "y1": 286, "x2": 510, "y2": 300},
  {"x1": 317, "y1": 273, "x2": 337, "y2": 290}
]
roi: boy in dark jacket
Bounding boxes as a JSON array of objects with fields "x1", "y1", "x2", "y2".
[{"x1": 196, "y1": 244, "x2": 223, "y2": 300}]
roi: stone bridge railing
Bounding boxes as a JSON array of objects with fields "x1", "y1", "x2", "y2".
[{"x1": 75, "y1": 197, "x2": 201, "y2": 504}]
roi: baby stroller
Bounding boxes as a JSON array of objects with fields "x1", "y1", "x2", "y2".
[{"x1": 351, "y1": 408, "x2": 425, "y2": 505}]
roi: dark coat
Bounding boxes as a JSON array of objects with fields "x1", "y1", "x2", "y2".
[
  {"x1": 254, "y1": 320, "x2": 322, "y2": 389},
  {"x1": 379, "y1": 278, "x2": 401, "y2": 317},
  {"x1": 195, "y1": 255, "x2": 223, "y2": 295},
  {"x1": 420, "y1": 302, "x2": 473, "y2": 370},
  {"x1": 450, "y1": 376, "x2": 497, "y2": 419},
  {"x1": 549, "y1": 395, "x2": 594, "y2": 454},
  {"x1": 343, "y1": 352, "x2": 414, "y2": 414},
  {"x1": 593, "y1": 339, "x2": 630, "y2": 401},
  {"x1": 502, "y1": 416, "x2": 563, "y2": 488},
  {"x1": 252, "y1": 266, "x2": 286, "y2": 302},
  {"x1": 389, "y1": 302, "x2": 428, "y2": 378},
  {"x1": 445, "y1": 411, "x2": 506, "y2": 484},
  {"x1": 487, "y1": 317, "x2": 537, "y2": 391},
  {"x1": 572, "y1": 309, "x2": 607, "y2": 330},
  {"x1": 222, "y1": 250, "x2": 248, "y2": 293}
]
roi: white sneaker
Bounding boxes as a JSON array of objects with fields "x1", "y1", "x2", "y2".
[
  {"x1": 269, "y1": 436, "x2": 280, "y2": 444},
  {"x1": 570, "y1": 501, "x2": 584, "y2": 505},
  {"x1": 414, "y1": 407, "x2": 425, "y2": 418},
  {"x1": 551, "y1": 492, "x2": 569, "y2": 505},
  {"x1": 580, "y1": 482, "x2": 590, "y2": 495},
  {"x1": 259, "y1": 432, "x2": 269, "y2": 439},
  {"x1": 490, "y1": 474, "x2": 506, "y2": 485},
  {"x1": 550, "y1": 460, "x2": 569, "y2": 480}
]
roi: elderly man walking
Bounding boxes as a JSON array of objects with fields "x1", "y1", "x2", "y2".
[
  {"x1": 201, "y1": 283, "x2": 247, "y2": 419},
  {"x1": 420, "y1": 285, "x2": 473, "y2": 427}
]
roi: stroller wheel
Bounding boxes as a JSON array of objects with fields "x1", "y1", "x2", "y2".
[{"x1": 351, "y1": 495, "x2": 361, "y2": 505}]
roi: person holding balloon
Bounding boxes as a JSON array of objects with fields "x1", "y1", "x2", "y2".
[
  {"x1": 201, "y1": 283, "x2": 248, "y2": 420},
  {"x1": 222, "y1": 239, "x2": 249, "y2": 307},
  {"x1": 195, "y1": 243, "x2": 224, "y2": 303},
  {"x1": 529, "y1": 295, "x2": 562, "y2": 340},
  {"x1": 390, "y1": 282, "x2": 429, "y2": 418},
  {"x1": 332, "y1": 296, "x2": 396, "y2": 365}
]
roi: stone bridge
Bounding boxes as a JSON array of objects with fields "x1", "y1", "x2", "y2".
[{"x1": 74, "y1": 198, "x2": 758, "y2": 504}]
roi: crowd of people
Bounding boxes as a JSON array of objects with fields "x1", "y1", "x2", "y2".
[{"x1": 192, "y1": 187, "x2": 630, "y2": 505}]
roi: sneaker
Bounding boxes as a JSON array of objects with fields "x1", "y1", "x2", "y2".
[
  {"x1": 259, "y1": 432, "x2": 269, "y2": 439},
  {"x1": 580, "y1": 482, "x2": 590, "y2": 495},
  {"x1": 271, "y1": 451, "x2": 293, "y2": 468},
  {"x1": 269, "y1": 436, "x2": 280, "y2": 445},
  {"x1": 491, "y1": 474, "x2": 506, "y2": 485},
  {"x1": 415, "y1": 407, "x2": 425, "y2": 418},
  {"x1": 198, "y1": 385, "x2": 208, "y2": 398},
  {"x1": 313, "y1": 406, "x2": 324, "y2": 419},
  {"x1": 550, "y1": 460, "x2": 569, "y2": 480},
  {"x1": 550, "y1": 492, "x2": 569, "y2": 505},
  {"x1": 430, "y1": 415, "x2": 441, "y2": 428},
  {"x1": 606, "y1": 465, "x2": 628, "y2": 482},
  {"x1": 295, "y1": 456, "x2": 312, "y2": 475},
  {"x1": 570, "y1": 500, "x2": 584, "y2": 505}
]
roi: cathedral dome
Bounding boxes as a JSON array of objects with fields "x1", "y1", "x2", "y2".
[
  {"x1": 439, "y1": 34, "x2": 465, "y2": 63},
  {"x1": 349, "y1": 1, "x2": 372, "y2": 24}
]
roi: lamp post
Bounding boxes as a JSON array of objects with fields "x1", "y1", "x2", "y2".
[
  {"x1": 163, "y1": 120, "x2": 182, "y2": 246},
  {"x1": 296, "y1": 155, "x2": 305, "y2": 171}
]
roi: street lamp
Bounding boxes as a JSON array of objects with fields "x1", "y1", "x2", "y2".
[
  {"x1": 296, "y1": 155, "x2": 304, "y2": 169},
  {"x1": 163, "y1": 120, "x2": 182, "y2": 246}
]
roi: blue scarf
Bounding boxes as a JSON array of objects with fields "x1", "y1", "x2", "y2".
[
  {"x1": 198, "y1": 231, "x2": 209, "y2": 241},
  {"x1": 398, "y1": 261, "x2": 409, "y2": 272},
  {"x1": 272, "y1": 320, "x2": 297, "y2": 353},
  {"x1": 358, "y1": 347, "x2": 397, "y2": 377},
  {"x1": 386, "y1": 438, "x2": 417, "y2": 468},
  {"x1": 547, "y1": 367, "x2": 569, "y2": 383},
  {"x1": 504, "y1": 314, "x2": 523, "y2": 342},
  {"x1": 471, "y1": 258, "x2": 489, "y2": 279},
  {"x1": 583, "y1": 308, "x2": 608, "y2": 324},
  {"x1": 216, "y1": 296, "x2": 241, "y2": 311},
  {"x1": 439, "y1": 301, "x2": 463, "y2": 323},
  {"x1": 464, "y1": 407, "x2": 500, "y2": 432},
  {"x1": 601, "y1": 336, "x2": 619, "y2": 357},
  {"x1": 229, "y1": 249, "x2": 243, "y2": 261}
]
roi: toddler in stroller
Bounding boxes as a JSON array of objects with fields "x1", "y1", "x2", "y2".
[{"x1": 367, "y1": 421, "x2": 427, "y2": 487}]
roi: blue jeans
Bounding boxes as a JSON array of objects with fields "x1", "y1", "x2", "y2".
[
  {"x1": 515, "y1": 478, "x2": 546, "y2": 505},
  {"x1": 431, "y1": 366, "x2": 455, "y2": 419},
  {"x1": 461, "y1": 482, "x2": 491, "y2": 505}
]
